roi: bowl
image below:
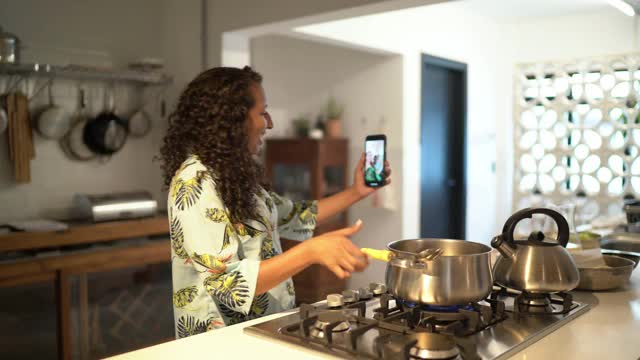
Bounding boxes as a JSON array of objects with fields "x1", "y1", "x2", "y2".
[{"x1": 576, "y1": 255, "x2": 635, "y2": 291}]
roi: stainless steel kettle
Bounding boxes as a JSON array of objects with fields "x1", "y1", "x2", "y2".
[{"x1": 491, "y1": 207, "x2": 580, "y2": 293}]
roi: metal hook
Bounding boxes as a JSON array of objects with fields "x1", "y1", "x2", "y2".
[
  {"x1": 136, "y1": 83, "x2": 169, "y2": 113},
  {"x1": 28, "y1": 77, "x2": 54, "y2": 101},
  {"x1": 6, "y1": 75, "x2": 25, "y2": 93}
]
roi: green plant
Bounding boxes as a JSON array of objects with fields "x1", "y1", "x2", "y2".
[
  {"x1": 325, "y1": 97, "x2": 344, "y2": 120},
  {"x1": 292, "y1": 114, "x2": 311, "y2": 137}
]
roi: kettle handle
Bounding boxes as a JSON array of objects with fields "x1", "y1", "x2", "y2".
[{"x1": 503, "y1": 207, "x2": 570, "y2": 248}]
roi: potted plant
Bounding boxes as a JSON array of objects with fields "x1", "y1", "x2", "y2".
[
  {"x1": 324, "y1": 97, "x2": 344, "y2": 138},
  {"x1": 292, "y1": 114, "x2": 310, "y2": 137}
]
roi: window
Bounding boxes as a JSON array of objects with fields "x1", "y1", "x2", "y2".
[{"x1": 514, "y1": 55, "x2": 640, "y2": 223}]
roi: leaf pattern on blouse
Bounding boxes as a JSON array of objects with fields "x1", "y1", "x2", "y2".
[
  {"x1": 171, "y1": 170, "x2": 209, "y2": 211},
  {"x1": 260, "y1": 236, "x2": 277, "y2": 260},
  {"x1": 205, "y1": 208, "x2": 229, "y2": 223},
  {"x1": 234, "y1": 222, "x2": 264, "y2": 238},
  {"x1": 278, "y1": 200, "x2": 317, "y2": 227},
  {"x1": 191, "y1": 252, "x2": 232, "y2": 274},
  {"x1": 205, "y1": 208, "x2": 235, "y2": 250},
  {"x1": 218, "y1": 293, "x2": 270, "y2": 325},
  {"x1": 173, "y1": 286, "x2": 199, "y2": 308},
  {"x1": 286, "y1": 281, "x2": 295, "y2": 296},
  {"x1": 269, "y1": 191, "x2": 283, "y2": 206},
  {"x1": 265, "y1": 197, "x2": 274, "y2": 213},
  {"x1": 170, "y1": 213, "x2": 188, "y2": 260},
  {"x1": 297, "y1": 201, "x2": 317, "y2": 226},
  {"x1": 204, "y1": 271, "x2": 250, "y2": 309},
  {"x1": 176, "y1": 315, "x2": 208, "y2": 338}
]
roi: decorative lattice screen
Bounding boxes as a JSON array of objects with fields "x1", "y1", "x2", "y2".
[{"x1": 514, "y1": 53, "x2": 640, "y2": 223}]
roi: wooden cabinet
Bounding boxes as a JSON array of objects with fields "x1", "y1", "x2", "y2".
[
  {"x1": 0, "y1": 217, "x2": 172, "y2": 360},
  {"x1": 265, "y1": 138, "x2": 349, "y2": 304}
]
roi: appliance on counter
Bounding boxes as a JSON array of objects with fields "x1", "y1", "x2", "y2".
[
  {"x1": 244, "y1": 282, "x2": 590, "y2": 360},
  {"x1": 73, "y1": 191, "x2": 157, "y2": 222}
]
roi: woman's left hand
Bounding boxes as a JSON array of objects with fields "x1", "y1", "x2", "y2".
[{"x1": 352, "y1": 152, "x2": 391, "y2": 198}]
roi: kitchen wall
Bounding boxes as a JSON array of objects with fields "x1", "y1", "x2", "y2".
[
  {"x1": 0, "y1": 0, "x2": 202, "y2": 222},
  {"x1": 206, "y1": 0, "x2": 392, "y2": 67},
  {"x1": 295, "y1": 2, "x2": 504, "y2": 243},
  {"x1": 251, "y1": 34, "x2": 403, "y2": 289}
]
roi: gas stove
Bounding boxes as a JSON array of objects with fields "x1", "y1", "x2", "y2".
[{"x1": 244, "y1": 283, "x2": 590, "y2": 359}]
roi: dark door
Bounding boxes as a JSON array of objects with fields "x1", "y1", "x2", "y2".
[{"x1": 420, "y1": 54, "x2": 467, "y2": 239}]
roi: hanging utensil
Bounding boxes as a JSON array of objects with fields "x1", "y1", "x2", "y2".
[
  {"x1": 127, "y1": 85, "x2": 167, "y2": 138},
  {"x1": 0, "y1": 94, "x2": 7, "y2": 135},
  {"x1": 7, "y1": 92, "x2": 33, "y2": 182},
  {"x1": 61, "y1": 87, "x2": 96, "y2": 161},
  {"x1": 83, "y1": 85, "x2": 128, "y2": 155},
  {"x1": 37, "y1": 79, "x2": 72, "y2": 140}
]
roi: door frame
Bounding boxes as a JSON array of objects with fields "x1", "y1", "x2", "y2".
[{"x1": 420, "y1": 53, "x2": 468, "y2": 239}]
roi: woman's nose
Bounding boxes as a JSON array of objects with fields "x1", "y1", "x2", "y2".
[{"x1": 265, "y1": 112, "x2": 273, "y2": 129}]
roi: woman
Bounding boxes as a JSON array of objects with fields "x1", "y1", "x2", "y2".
[
  {"x1": 160, "y1": 66, "x2": 391, "y2": 338},
  {"x1": 365, "y1": 154, "x2": 383, "y2": 184}
]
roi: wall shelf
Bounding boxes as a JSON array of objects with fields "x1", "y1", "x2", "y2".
[{"x1": 0, "y1": 62, "x2": 172, "y2": 85}]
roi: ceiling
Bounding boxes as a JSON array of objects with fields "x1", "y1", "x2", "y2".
[{"x1": 464, "y1": 0, "x2": 610, "y2": 21}]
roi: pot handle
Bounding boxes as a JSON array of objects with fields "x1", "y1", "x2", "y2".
[
  {"x1": 361, "y1": 248, "x2": 393, "y2": 262},
  {"x1": 504, "y1": 207, "x2": 570, "y2": 248}
]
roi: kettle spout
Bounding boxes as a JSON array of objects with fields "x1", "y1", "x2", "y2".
[{"x1": 491, "y1": 234, "x2": 516, "y2": 260}]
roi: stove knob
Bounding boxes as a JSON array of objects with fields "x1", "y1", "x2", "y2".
[
  {"x1": 357, "y1": 287, "x2": 373, "y2": 300},
  {"x1": 342, "y1": 290, "x2": 359, "y2": 303},
  {"x1": 369, "y1": 282, "x2": 387, "y2": 295},
  {"x1": 326, "y1": 293, "x2": 344, "y2": 308}
]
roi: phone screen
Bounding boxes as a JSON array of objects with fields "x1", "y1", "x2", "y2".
[{"x1": 364, "y1": 135, "x2": 386, "y2": 187}]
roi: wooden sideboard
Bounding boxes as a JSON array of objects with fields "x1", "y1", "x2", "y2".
[{"x1": 0, "y1": 216, "x2": 172, "y2": 360}]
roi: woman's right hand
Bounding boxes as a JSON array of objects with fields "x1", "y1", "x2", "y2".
[{"x1": 303, "y1": 220, "x2": 368, "y2": 279}]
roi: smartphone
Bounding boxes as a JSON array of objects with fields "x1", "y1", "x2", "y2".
[{"x1": 364, "y1": 134, "x2": 387, "y2": 187}]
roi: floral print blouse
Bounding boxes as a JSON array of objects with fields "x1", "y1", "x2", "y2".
[{"x1": 168, "y1": 155, "x2": 317, "y2": 338}]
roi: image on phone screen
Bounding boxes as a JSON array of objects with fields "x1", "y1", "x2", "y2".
[{"x1": 364, "y1": 135, "x2": 386, "y2": 187}]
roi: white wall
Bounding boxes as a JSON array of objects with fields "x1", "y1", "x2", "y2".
[
  {"x1": 297, "y1": 2, "x2": 503, "y2": 243},
  {"x1": 207, "y1": 0, "x2": 392, "y2": 67},
  {"x1": 0, "y1": 0, "x2": 201, "y2": 222},
  {"x1": 251, "y1": 34, "x2": 403, "y2": 288}
]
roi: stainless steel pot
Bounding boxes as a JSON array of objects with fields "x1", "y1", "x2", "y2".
[{"x1": 381, "y1": 238, "x2": 493, "y2": 305}]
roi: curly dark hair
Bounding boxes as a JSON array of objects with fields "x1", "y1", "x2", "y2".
[{"x1": 160, "y1": 66, "x2": 268, "y2": 224}]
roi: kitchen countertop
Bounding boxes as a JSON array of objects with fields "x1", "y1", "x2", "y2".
[{"x1": 110, "y1": 270, "x2": 640, "y2": 360}]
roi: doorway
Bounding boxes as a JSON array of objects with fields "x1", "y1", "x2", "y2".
[{"x1": 420, "y1": 54, "x2": 467, "y2": 239}]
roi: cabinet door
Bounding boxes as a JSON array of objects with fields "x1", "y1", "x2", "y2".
[
  {"x1": 68, "y1": 263, "x2": 173, "y2": 359},
  {"x1": 0, "y1": 279, "x2": 58, "y2": 360},
  {"x1": 271, "y1": 164, "x2": 311, "y2": 201}
]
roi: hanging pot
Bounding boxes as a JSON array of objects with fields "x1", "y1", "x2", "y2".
[
  {"x1": 37, "y1": 80, "x2": 72, "y2": 140},
  {"x1": 83, "y1": 87, "x2": 128, "y2": 155},
  {"x1": 61, "y1": 88, "x2": 96, "y2": 161}
]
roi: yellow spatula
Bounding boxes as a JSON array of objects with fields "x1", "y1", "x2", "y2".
[{"x1": 361, "y1": 248, "x2": 394, "y2": 262}]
